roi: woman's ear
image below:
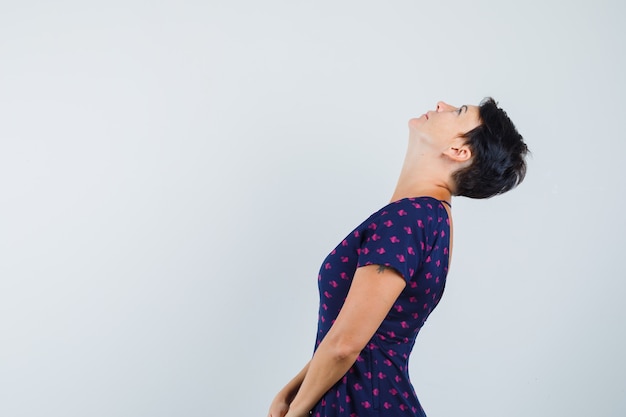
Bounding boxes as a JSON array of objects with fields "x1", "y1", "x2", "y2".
[{"x1": 443, "y1": 141, "x2": 472, "y2": 163}]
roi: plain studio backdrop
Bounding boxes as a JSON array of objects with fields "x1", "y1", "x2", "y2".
[{"x1": 1, "y1": 1, "x2": 625, "y2": 416}]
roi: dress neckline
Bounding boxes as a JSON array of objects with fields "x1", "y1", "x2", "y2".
[{"x1": 392, "y1": 196, "x2": 452, "y2": 209}]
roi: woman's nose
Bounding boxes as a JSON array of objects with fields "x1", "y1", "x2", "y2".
[{"x1": 436, "y1": 101, "x2": 455, "y2": 112}]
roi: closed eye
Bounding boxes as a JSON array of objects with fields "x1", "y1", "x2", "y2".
[{"x1": 457, "y1": 105, "x2": 468, "y2": 115}]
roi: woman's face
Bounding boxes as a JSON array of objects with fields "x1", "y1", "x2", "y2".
[{"x1": 408, "y1": 101, "x2": 481, "y2": 148}]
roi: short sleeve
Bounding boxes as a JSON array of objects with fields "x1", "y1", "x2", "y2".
[{"x1": 356, "y1": 204, "x2": 422, "y2": 283}]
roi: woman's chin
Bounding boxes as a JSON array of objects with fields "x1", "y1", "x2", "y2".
[{"x1": 408, "y1": 116, "x2": 426, "y2": 129}]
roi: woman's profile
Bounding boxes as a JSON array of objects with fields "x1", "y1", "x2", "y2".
[{"x1": 268, "y1": 98, "x2": 529, "y2": 417}]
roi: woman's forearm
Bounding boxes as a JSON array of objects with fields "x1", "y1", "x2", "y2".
[
  {"x1": 276, "y1": 361, "x2": 310, "y2": 403},
  {"x1": 280, "y1": 265, "x2": 406, "y2": 417},
  {"x1": 284, "y1": 339, "x2": 360, "y2": 417},
  {"x1": 269, "y1": 362, "x2": 311, "y2": 417}
]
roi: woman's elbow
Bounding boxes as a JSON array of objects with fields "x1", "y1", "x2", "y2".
[{"x1": 325, "y1": 337, "x2": 365, "y2": 362}]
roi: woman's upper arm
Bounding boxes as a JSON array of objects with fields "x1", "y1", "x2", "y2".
[{"x1": 321, "y1": 264, "x2": 406, "y2": 355}]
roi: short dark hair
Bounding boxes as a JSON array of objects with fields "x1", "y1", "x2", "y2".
[{"x1": 452, "y1": 97, "x2": 529, "y2": 199}]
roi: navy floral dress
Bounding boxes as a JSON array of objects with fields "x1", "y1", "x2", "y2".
[{"x1": 311, "y1": 197, "x2": 451, "y2": 417}]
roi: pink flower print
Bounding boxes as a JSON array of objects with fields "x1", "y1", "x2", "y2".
[
  {"x1": 412, "y1": 312, "x2": 419, "y2": 319},
  {"x1": 345, "y1": 395, "x2": 351, "y2": 403},
  {"x1": 384, "y1": 402, "x2": 393, "y2": 409},
  {"x1": 394, "y1": 304, "x2": 403, "y2": 312},
  {"x1": 361, "y1": 402, "x2": 371, "y2": 409},
  {"x1": 384, "y1": 359, "x2": 392, "y2": 366},
  {"x1": 342, "y1": 239, "x2": 348, "y2": 246},
  {"x1": 383, "y1": 220, "x2": 393, "y2": 227},
  {"x1": 417, "y1": 219, "x2": 424, "y2": 228},
  {"x1": 341, "y1": 256, "x2": 349, "y2": 263},
  {"x1": 321, "y1": 399, "x2": 326, "y2": 406},
  {"x1": 340, "y1": 272, "x2": 348, "y2": 280},
  {"x1": 409, "y1": 296, "x2": 417, "y2": 303},
  {"x1": 371, "y1": 233, "x2": 381, "y2": 241},
  {"x1": 329, "y1": 280, "x2": 338, "y2": 288},
  {"x1": 378, "y1": 372, "x2": 386, "y2": 379},
  {"x1": 325, "y1": 262, "x2": 332, "y2": 269},
  {"x1": 407, "y1": 246, "x2": 415, "y2": 255},
  {"x1": 409, "y1": 268, "x2": 415, "y2": 276},
  {"x1": 387, "y1": 349, "x2": 397, "y2": 357},
  {"x1": 397, "y1": 209, "x2": 407, "y2": 216},
  {"x1": 353, "y1": 230, "x2": 360, "y2": 237},
  {"x1": 440, "y1": 230, "x2": 446, "y2": 237},
  {"x1": 436, "y1": 259, "x2": 441, "y2": 267},
  {"x1": 364, "y1": 372, "x2": 372, "y2": 379},
  {"x1": 376, "y1": 247, "x2": 386, "y2": 254},
  {"x1": 436, "y1": 277, "x2": 440, "y2": 283},
  {"x1": 399, "y1": 404, "x2": 408, "y2": 411},
  {"x1": 389, "y1": 388, "x2": 398, "y2": 396},
  {"x1": 403, "y1": 226, "x2": 412, "y2": 234},
  {"x1": 368, "y1": 222, "x2": 377, "y2": 230},
  {"x1": 396, "y1": 254, "x2": 405, "y2": 262},
  {"x1": 323, "y1": 291, "x2": 332, "y2": 299},
  {"x1": 331, "y1": 249, "x2": 336, "y2": 255},
  {"x1": 395, "y1": 375, "x2": 403, "y2": 383},
  {"x1": 427, "y1": 203, "x2": 433, "y2": 209},
  {"x1": 425, "y1": 256, "x2": 431, "y2": 263},
  {"x1": 444, "y1": 247, "x2": 449, "y2": 255},
  {"x1": 425, "y1": 288, "x2": 431, "y2": 294},
  {"x1": 420, "y1": 241, "x2": 425, "y2": 250},
  {"x1": 356, "y1": 355, "x2": 364, "y2": 362},
  {"x1": 425, "y1": 272, "x2": 432, "y2": 279},
  {"x1": 322, "y1": 303, "x2": 328, "y2": 310},
  {"x1": 402, "y1": 390, "x2": 409, "y2": 398},
  {"x1": 412, "y1": 203, "x2": 421, "y2": 209},
  {"x1": 386, "y1": 330, "x2": 396, "y2": 338},
  {"x1": 401, "y1": 321, "x2": 409, "y2": 328},
  {"x1": 373, "y1": 388, "x2": 379, "y2": 396},
  {"x1": 353, "y1": 383, "x2": 363, "y2": 390},
  {"x1": 362, "y1": 247, "x2": 370, "y2": 255},
  {"x1": 390, "y1": 236, "x2": 400, "y2": 243}
]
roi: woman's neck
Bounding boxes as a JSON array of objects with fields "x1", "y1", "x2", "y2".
[{"x1": 390, "y1": 142, "x2": 453, "y2": 203}]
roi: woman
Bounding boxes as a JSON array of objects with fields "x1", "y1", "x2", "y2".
[{"x1": 268, "y1": 98, "x2": 529, "y2": 417}]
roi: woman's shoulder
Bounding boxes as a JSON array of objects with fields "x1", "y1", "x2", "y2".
[
  {"x1": 358, "y1": 197, "x2": 447, "y2": 230},
  {"x1": 377, "y1": 196, "x2": 448, "y2": 216}
]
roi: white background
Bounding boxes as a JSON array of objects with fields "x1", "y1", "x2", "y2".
[{"x1": 1, "y1": 1, "x2": 625, "y2": 416}]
